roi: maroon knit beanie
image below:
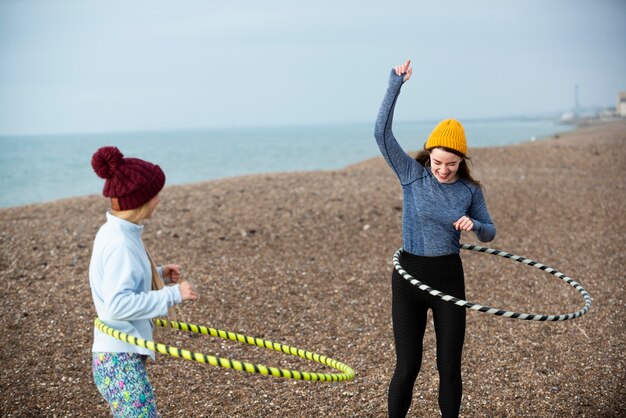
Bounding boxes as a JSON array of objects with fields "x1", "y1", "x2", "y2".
[{"x1": 91, "y1": 146, "x2": 165, "y2": 211}]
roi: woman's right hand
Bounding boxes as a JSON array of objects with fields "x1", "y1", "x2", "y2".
[
  {"x1": 179, "y1": 280, "x2": 199, "y2": 302},
  {"x1": 394, "y1": 59, "x2": 412, "y2": 82}
]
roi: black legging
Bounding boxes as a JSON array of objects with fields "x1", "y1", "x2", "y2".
[{"x1": 388, "y1": 251, "x2": 466, "y2": 418}]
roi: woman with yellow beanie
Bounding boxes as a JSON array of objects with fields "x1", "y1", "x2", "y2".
[{"x1": 375, "y1": 60, "x2": 496, "y2": 418}]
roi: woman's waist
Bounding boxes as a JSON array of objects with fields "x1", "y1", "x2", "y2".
[
  {"x1": 401, "y1": 242, "x2": 461, "y2": 258},
  {"x1": 400, "y1": 249, "x2": 461, "y2": 261},
  {"x1": 401, "y1": 226, "x2": 461, "y2": 256}
]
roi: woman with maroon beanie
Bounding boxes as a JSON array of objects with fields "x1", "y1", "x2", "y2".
[{"x1": 89, "y1": 146, "x2": 198, "y2": 417}]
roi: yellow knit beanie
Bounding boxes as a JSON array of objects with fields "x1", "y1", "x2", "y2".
[{"x1": 425, "y1": 118, "x2": 467, "y2": 156}]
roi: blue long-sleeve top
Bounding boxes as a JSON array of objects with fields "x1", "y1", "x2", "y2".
[
  {"x1": 89, "y1": 212, "x2": 182, "y2": 359},
  {"x1": 375, "y1": 70, "x2": 496, "y2": 256}
]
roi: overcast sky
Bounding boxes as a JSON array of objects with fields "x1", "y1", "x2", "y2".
[{"x1": 1, "y1": 0, "x2": 624, "y2": 135}]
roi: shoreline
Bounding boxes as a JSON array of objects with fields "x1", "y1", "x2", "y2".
[
  {"x1": 0, "y1": 118, "x2": 596, "y2": 212},
  {"x1": 0, "y1": 115, "x2": 580, "y2": 138},
  {"x1": 1, "y1": 119, "x2": 625, "y2": 416}
]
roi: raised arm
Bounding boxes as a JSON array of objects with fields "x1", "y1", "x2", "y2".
[{"x1": 374, "y1": 60, "x2": 422, "y2": 184}]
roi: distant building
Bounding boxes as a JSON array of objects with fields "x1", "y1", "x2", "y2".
[
  {"x1": 618, "y1": 92, "x2": 626, "y2": 117},
  {"x1": 560, "y1": 111, "x2": 576, "y2": 123},
  {"x1": 560, "y1": 84, "x2": 581, "y2": 123}
]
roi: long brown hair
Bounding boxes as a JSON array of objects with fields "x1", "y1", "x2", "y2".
[{"x1": 416, "y1": 146, "x2": 482, "y2": 188}]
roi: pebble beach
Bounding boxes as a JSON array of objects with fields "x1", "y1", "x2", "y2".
[{"x1": 1, "y1": 120, "x2": 625, "y2": 417}]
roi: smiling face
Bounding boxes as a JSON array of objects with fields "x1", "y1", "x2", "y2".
[{"x1": 429, "y1": 147, "x2": 463, "y2": 184}]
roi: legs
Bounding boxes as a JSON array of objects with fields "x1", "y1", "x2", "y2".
[
  {"x1": 388, "y1": 269, "x2": 429, "y2": 418},
  {"x1": 388, "y1": 252, "x2": 466, "y2": 418},
  {"x1": 92, "y1": 352, "x2": 158, "y2": 417},
  {"x1": 433, "y1": 299, "x2": 466, "y2": 418},
  {"x1": 433, "y1": 257, "x2": 466, "y2": 418}
]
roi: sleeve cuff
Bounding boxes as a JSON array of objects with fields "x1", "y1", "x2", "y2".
[
  {"x1": 168, "y1": 284, "x2": 182, "y2": 305},
  {"x1": 389, "y1": 69, "x2": 404, "y2": 85}
]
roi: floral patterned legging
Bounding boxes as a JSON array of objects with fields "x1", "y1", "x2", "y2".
[{"x1": 92, "y1": 352, "x2": 158, "y2": 417}]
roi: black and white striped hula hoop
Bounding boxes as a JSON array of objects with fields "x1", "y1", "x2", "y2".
[{"x1": 393, "y1": 244, "x2": 592, "y2": 321}]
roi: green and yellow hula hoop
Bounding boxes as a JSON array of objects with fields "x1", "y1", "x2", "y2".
[{"x1": 94, "y1": 318, "x2": 356, "y2": 382}]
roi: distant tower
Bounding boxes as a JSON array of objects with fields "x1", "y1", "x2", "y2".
[
  {"x1": 618, "y1": 92, "x2": 626, "y2": 117},
  {"x1": 573, "y1": 84, "x2": 580, "y2": 118}
]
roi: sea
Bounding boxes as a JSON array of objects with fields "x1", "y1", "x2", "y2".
[{"x1": 0, "y1": 120, "x2": 573, "y2": 209}]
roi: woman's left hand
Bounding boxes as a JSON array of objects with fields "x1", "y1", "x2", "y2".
[
  {"x1": 163, "y1": 264, "x2": 182, "y2": 283},
  {"x1": 453, "y1": 216, "x2": 474, "y2": 231}
]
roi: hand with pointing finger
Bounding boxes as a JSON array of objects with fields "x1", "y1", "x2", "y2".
[{"x1": 394, "y1": 59, "x2": 412, "y2": 82}]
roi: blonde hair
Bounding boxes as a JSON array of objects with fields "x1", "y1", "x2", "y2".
[{"x1": 111, "y1": 200, "x2": 154, "y2": 224}]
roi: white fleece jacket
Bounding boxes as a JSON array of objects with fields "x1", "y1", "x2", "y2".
[{"x1": 89, "y1": 212, "x2": 181, "y2": 359}]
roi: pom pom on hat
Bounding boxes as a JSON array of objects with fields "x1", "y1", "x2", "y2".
[
  {"x1": 91, "y1": 146, "x2": 124, "y2": 179},
  {"x1": 425, "y1": 118, "x2": 467, "y2": 156},
  {"x1": 91, "y1": 146, "x2": 165, "y2": 211}
]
